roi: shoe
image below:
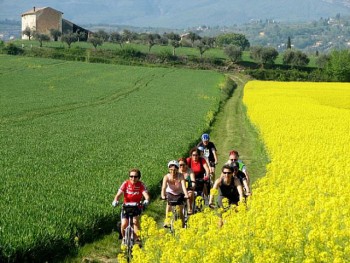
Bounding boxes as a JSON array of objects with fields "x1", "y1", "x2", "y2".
[
  {"x1": 163, "y1": 223, "x2": 170, "y2": 228},
  {"x1": 187, "y1": 210, "x2": 193, "y2": 215}
]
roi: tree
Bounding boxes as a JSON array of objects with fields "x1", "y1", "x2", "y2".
[
  {"x1": 202, "y1": 36, "x2": 216, "y2": 48},
  {"x1": 216, "y1": 33, "x2": 250, "y2": 50},
  {"x1": 325, "y1": 49, "x2": 350, "y2": 81},
  {"x1": 261, "y1": 47, "x2": 279, "y2": 65},
  {"x1": 88, "y1": 36, "x2": 103, "y2": 49},
  {"x1": 250, "y1": 46, "x2": 278, "y2": 67},
  {"x1": 195, "y1": 39, "x2": 210, "y2": 59},
  {"x1": 188, "y1": 32, "x2": 201, "y2": 47},
  {"x1": 61, "y1": 33, "x2": 78, "y2": 48},
  {"x1": 34, "y1": 33, "x2": 50, "y2": 47},
  {"x1": 94, "y1": 30, "x2": 109, "y2": 42},
  {"x1": 282, "y1": 49, "x2": 310, "y2": 67},
  {"x1": 22, "y1": 26, "x2": 33, "y2": 40},
  {"x1": 165, "y1": 32, "x2": 181, "y2": 56},
  {"x1": 287, "y1": 36, "x2": 292, "y2": 49},
  {"x1": 142, "y1": 33, "x2": 161, "y2": 52},
  {"x1": 110, "y1": 32, "x2": 124, "y2": 48},
  {"x1": 315, "y1": 53, "x2": 330, "y2": 68},
  {"x1": 49, "y1": 29, "x2": 61, "y2": 41},
  {"x1": 122, "y1": 30, "x2": 136, "y2": 43},
  {"x1": 224, "y1": 45, "x2": 242, "y2": 63},
  {"x1": 76, "y1": 30, "x2": 87, "y2": 42}
]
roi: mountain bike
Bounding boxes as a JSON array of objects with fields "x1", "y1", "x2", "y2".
[
  {"x1": 192, "y1": 178, "x2": 209, "y2": 213},
  {"x1": 162, "y1": 196, "x2": 188, "y2": 234},
  {"x1": 121, "y1": 202, "x2": 144, "y2": 263}
]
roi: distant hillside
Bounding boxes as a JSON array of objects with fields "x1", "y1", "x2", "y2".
[{"x1": 1, "y1": 0, "x2": 350, "y2": 28}]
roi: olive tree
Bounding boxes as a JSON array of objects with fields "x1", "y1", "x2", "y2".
[
  {"x1": 34, "y1": 33, "x2": 50, "y2": 47},
  {"x1": 22, "y1": 26, "x2": 34, "y2": 40},
  {"x1": 49, "y1": 29, "x2": 61, "y2": 41},
  {"x1": 88, "y1": 36, "x2": 103, "y2": 49},
  {"x1": 61, "y1": 33, "x2": 78, "y2": 48},
  {"x1": 224, "y1": 45, "x2": 242, "y2": 63}
]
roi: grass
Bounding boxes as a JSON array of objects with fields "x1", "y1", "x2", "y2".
[
  {"x1": 210, "y1": 73, "x2": 269, "y2": 183},
  {"x1": 64, "y1": 73, "x2": 269, "y2": 262},
  {"x1": 0, "y1": 54, "x2": 229, "y2": 262}
]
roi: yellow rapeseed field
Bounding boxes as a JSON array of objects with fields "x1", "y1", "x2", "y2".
[{"x1": 125, "y1": 81, "x2": 350, "y2": 263}]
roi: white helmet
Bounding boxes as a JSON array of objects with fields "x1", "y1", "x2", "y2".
[{"x1": 167, "y1": 160, "x2": 179, "y2": 169}]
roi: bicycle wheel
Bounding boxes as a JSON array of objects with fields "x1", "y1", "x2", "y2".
[
  {"x1": 125, "y1": 227, "x2": 133, "y2": 263},
  {"x1": 183, "y1": 203, "x2": 188, "y2": 228},
  {"x1": 170, "y1": 206, "x2": 176, "y2": 234}
]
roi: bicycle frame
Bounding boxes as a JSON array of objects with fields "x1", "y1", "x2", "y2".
[
  {"x1": 121, "y1": 202, "x2": 141, "y2": 263},
  {"x1": 167, "y1": 199, "x2": 188, "y2": 233}
]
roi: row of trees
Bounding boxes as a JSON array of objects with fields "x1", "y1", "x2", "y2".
[
  {"x1": 22, "y1": 26, "x2": 251, "y2": 57},
  {"x1": 224, "y1": 44, "x2": 310, "y2": 68},
  {"x1": 20, "y1": 26, "x2": 350, "y2": 80}
]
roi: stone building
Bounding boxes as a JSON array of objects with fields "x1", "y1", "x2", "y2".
[{"x1": 21, "y1": 6, "x2": 90, "y2": 41}]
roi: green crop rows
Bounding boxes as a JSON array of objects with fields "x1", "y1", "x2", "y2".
[{"x1": 0, "y1": 54, "x2": 231, "y2": 261}]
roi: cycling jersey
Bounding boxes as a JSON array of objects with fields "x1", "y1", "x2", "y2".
[
  {"x1": 119, "y1": 180, "x2": 147, "y2": 203},
  {"x1": 186, "y1": 157, "x2": 207, "y2": 178},
  {"x1": 197, "y1": 141, "x2": 217, "y2": 165}
]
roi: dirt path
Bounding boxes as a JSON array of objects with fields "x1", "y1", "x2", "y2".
[
  {"x1": 211, "y1": 73, "x2": 267, "y2": 183},
  {"x1": 65, "y1": 73, "x2": 267, "y2": 262}
]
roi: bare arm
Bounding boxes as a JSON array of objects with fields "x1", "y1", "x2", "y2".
[
  {"x1": 161, "y1": 175, "x2": 168, "y2": 199},
  {"x1": 142, "y1": 191, "x2": 150, "y2": 202},
  {"x1": 243, "y1": 167, "x2": 250, "y2": 184},
  {"x1": 234, "y1": 177, "x2": 244, "y2": 201},
  {"x1": 190, "y1": 170, "x2": 196, "y2": 190},
  {"x1": 180, "y1": 178, "x2": 189, "y2": 198},
  {"x1": 113, "y1": 189, "x2": 124, "y2": 202},
  {"x1": 209, "y1": 178, "x2": 221, "y2": 205},
  {"x1": 203, "y1": 161, "x2": 211, "y2": 179},
  {"x1": 213, "y1": 149, "x2": 218, "y2": 164}
]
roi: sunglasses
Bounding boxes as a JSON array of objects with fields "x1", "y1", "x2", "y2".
[
  {"x1": 179, "y1": 163, "x2": 186, "y2": 166},
  {"x1": 223, "y1": 171, "x2": 232, "y2": 175},
  {"x1": 230, "y1": 159, "x2": 237, "y2": 162},
  {"x1": 129, "y1": 175, "x2": 139, "y2": 178}
]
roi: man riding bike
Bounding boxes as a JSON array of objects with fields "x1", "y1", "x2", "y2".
[{"x1": 209, "y1": 164, "x2": 244, "y2": 208}]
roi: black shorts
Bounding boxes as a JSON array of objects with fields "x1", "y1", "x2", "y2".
[
  {"x1": 166, "y1": 193, "x2": 185, "y2": 206},
  {"x1": 121, "y1": 205, "x2": 141, "y2": 219}
]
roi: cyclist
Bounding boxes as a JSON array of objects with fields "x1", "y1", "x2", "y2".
[
  {"x1": 112, "y1": 168, "x2": 150, "y2": 245},
  {"x1": 209, "y1": 164, "x2": 244, "y2": 208},
  {"x1": 161, "y1": 160, "x2": 189, "y2": 228},
  {"x1": 178, "y1": 157, "x2": 196, "y2": 214},
  {"x1": 197, "y1": 133, "x2": 218, "y2": 178},
  {"x1": 226, "y1": 150, "x2": 251, "y2": 196},
  {"x1": 186, "y1": 147, "x2": 211, "y2": 201}
]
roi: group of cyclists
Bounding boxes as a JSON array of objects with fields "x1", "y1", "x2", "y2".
[{"x1": 112, "y1": 133, "x2": 252, "y2": 245}]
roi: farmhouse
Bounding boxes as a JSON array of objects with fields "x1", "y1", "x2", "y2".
[{"x1": 21, "y1": 6, "x2": 90, "y2": 40}]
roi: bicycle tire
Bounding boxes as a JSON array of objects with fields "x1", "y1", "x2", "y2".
[
  {"x1": 125, "y1": 227, "x2": 133, "y2": 263},
  {"x1": 183, "y1": 202, "x2": 188, "y2": 228},
  {"x1": 170, "y1": 206, "x2": 177, "y2": 234}
]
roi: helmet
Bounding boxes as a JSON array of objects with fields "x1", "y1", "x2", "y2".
[
  {"x1": 167, "y1": 160, "x2": 179, "y2": 169},
  {"x1": 201, "y1": 133, "x2": 210, "y2": 141},
  {"x1": 197, "y1": 146, "x2": 204, "y2": 152}
]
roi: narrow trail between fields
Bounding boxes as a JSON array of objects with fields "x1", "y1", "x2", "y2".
[{"x1": 65, "y1": 73, "x2": 268, "y2": 263}]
